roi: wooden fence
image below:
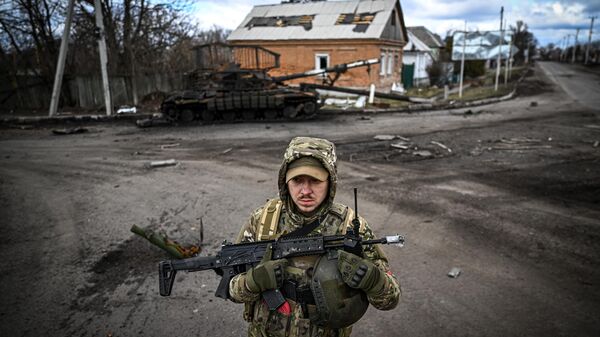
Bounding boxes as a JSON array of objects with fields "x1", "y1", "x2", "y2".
[{"x1": 0, "y1": 73, "x2": 185, "y2": 111}]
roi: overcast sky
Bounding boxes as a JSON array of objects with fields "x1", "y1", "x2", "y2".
[{"x1": 189, "y1": 0, "x2": 599, "y2": 47}]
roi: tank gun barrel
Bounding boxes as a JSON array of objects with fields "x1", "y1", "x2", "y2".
[{"x1": 272, "y1": 58, "x2": 379, "y2": 83}]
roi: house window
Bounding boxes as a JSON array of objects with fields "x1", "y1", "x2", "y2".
[
  {"x1": 391, "y1": 11, "x2": 396, "y2": 26},
  {"x1": 315, "y1": 54, "x2": 329, "y2": 71},
  {"x1": 380, "y1": 51, "x2": 387, "y2": 75},
  {"x1": 387, "y1": 51, "x2": 394, "y2": 75}
]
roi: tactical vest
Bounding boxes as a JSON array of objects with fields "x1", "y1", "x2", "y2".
[
  {"x1": 256, "y1": 198, "x2": 363, "y2": 241},
  {"x1": 246, "y1": 198, "x2": 368, "y2": 333}
]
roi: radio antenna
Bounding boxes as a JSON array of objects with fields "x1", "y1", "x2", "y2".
[{"x1": 353, "y1": 188, "x2": 360, "y2": 235}]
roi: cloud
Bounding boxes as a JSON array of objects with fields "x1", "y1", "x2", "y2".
[
  {"x1": 186, "y1": 0, "x2": 599, "y2": 46},
  {"x1": 190, "y1": 0, "x2": 272, "y2": 30}
]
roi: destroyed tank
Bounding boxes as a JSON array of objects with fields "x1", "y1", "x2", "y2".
[{"x1": 160, "y1": 43, "x2": 378, "y2": 123}]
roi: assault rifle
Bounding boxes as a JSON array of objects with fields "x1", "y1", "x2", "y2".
[{"x1": 158, "y1": 189, "x2": 404, "y2": 307}]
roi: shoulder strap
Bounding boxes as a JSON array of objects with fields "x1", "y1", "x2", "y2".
[{"x1": 257, "y1": 198, "x2": 283, "y2": 241}]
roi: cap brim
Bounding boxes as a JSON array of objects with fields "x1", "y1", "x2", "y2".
[{"x1": 286, "y1": 166, "x2": 329, "y2": 182}]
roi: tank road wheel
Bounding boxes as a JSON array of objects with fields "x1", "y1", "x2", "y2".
[
  {"x1": 283, "y1": 105, "x2": 298, "y2": 119},
  {"x1": 303, "y1": 101, "x2": 317, "y2": 115},
  {"x1": 201, "y1": 110, "x2": 216, "y2": 122},
  {"x1": 264, "y1": 109, "x2": 278, "y2": 120},
  {"x1": 222, "y1": 110, "x2": 236, "y2": 122},
  {"x1": 242, "y1": 110, "x2": 256, "y2": 120},
  {"x1": 163, "y1": 107, "x2": 177, "y2": 121},
  {"x1": 179, "y1": 109, "x2": 195, "y2": 123}
]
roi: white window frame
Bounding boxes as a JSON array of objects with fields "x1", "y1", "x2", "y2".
[
  {"x1": 380, "y1": 51, "x2": 387, "y2": 76},
  {"x1": 315, "y1": 53, "x2": 330, "y2": 72},
  {"x1": 387, "y1": 51, "x2": 394, "y2": 75}
]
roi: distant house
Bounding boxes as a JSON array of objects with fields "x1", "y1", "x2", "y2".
[
  {"x1": 403, "y1": 26, "x2": 444, "y2": 87},
  {"x1": 228, "y1": 0, "x2": 408, "y2": 90}
]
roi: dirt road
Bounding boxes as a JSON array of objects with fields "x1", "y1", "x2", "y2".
[{"x1": 1, "y1": 62, "x2": 599, "y2": 337}]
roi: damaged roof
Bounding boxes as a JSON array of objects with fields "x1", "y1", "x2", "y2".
[
  {"x1": 406, "y1": 26, "x2": 444, "y2": 49},
  {"x1": 228, "y1": 0, "x2": 406, "y2": 41}
]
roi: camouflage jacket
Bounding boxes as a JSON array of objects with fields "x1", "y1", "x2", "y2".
[{"x1": 228, "y1": 137, "x2": 401, "y2": 337}]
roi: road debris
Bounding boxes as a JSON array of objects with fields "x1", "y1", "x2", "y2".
[
  {"x1": 594, "y1": 141, "x2": 599, "y2": 148},
  {"x1": 52, "y1": 127, "x2": 88, "y2": 135},
  {"x1": 413, "y1": 150, "x2": 433, "y2": 158},
  {"x1": 374, "y1": 135, "x2": 410, "y2": 141},
  {"x1": 160, "y1": 143, "x2": 180, "y2": 149},
  {"x1": 130, "y1": 225, "x2": 200, "y2": 259},
  {"x1": 431, "y1": 141, "x2": 452, "y2": 153},
  {"x1": 148, "y1": 159, "x2": 177, "y2": 168},
  {"x1": 447, "y1": 267, "x2": 462, "y2": 278},
  {"x1": 390, "y1": 142, "x2": 410, "y2": 150},
  {"x1": 221, "y1": 148, "x2": 233, "y2": 155},
  {"x1": 491, "y1": 137, "x2": 552, "y2": 151}
]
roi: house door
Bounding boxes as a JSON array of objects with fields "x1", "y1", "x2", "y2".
[{"x1": 402, "y1": 63, "x2": 415, "y2": 89}]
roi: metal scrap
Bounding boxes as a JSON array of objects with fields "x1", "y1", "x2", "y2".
[
  {"x1": 160, "y1": 143, "x2": 180, "y2": 149},
  {"x1": 447, "y1": 267, "x2": 462, "y2": 278},
  {"x1": 131, "y1": 225, "x2": 200, "y2": 259},
  {"x1": 431, "y1": 141, "x2": 452, "y2": 153},
  {"x1": 413, "y1": 150, "x2": 433, "y2": 158},
  {"x1": 374, "y1": 135, "x2": 410, "y2": 141},
  {"x1": 149, "y1": 159, "x2": 178, "y2": 168},
  {"x1": 390, "y1": 142, "x2": 410, "y2": 150}
]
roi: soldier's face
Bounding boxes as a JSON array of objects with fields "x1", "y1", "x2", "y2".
[{"x1": 287, "y1": 175, "x2": 329, "y2": 215}]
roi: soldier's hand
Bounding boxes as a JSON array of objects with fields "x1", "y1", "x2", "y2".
[
  {"x1": 245, "y1": 244, "x2": 288, "y2": 293},
  {"x1": 337, "y1": 250, "x2": 385, "y2": 295}
]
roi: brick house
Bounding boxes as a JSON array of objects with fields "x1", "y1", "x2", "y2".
[{"x1": 227, "y1": 0, "x2": 408, "y2": 90}]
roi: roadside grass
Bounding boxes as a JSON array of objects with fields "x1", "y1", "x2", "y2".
[
  {"x1": 405, "y1": 86, "x2": 443, "y2": 98},
  {"x1": 322, "y1": 65, "x2": 530, "y2": 109},
  {"x1": 448, "y1": 84, "x2": 513, "y2": 101}
]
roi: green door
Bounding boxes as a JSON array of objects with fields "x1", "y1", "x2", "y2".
[{"x1": 402, "y1": 63, "x2": 415, "y2": 89}]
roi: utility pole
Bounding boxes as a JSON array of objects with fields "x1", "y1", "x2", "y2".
[
  {"x1": 505, "y1": 28, "x2": 512, "y2": 85},
  {"x1": 585, "y1": 16, "x2": 597, "y2": 65},
  {"x1": 565, "y1": 34, "x2": 571, "y2": 62},
  {"x1": 459, "y1": 21, "x2": 467, "y2": 98},
  {"x1": 494, "y1": 6, "x2": 504, "y2": 91},
  {"x1": 94, "y1": 0, "x2": 113, "y2": 116},
  {"x1": 572, "y1": 29, "x2": 579, "y2": 63},
  {"x1": 49, "y1": 0, "x2": 75, "y2": 117},
  {"x1": 49, "y1": 0, "x2": 112, "y2": 116}
]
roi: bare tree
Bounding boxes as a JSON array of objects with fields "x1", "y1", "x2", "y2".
[{"x1": 510, "y1": 20, "x2": 538, "y2": 65}]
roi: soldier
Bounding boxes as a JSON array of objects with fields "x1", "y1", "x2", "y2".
[{"x1": 229, "y1": 136, "x2": 401, "y2": 337}]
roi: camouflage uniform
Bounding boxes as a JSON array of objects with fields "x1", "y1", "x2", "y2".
[{"x1": 229, "y1": 137, "x2": 401, "y2": 337}]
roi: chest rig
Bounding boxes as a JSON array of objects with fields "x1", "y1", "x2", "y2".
[{"x1": 254, "y1": 198, "x2": 369, "y2": 329}]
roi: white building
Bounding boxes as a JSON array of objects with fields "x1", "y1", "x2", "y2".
[{"x1": 403, "y1": 26, "x2": 444, "y2": 87}]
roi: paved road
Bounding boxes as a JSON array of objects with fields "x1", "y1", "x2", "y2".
[
  {"x1": 538, "y1": 61, "x2": 600, "y2": 110},
  {"x1": 1, "y1": 63, "x2": 599, "y2": 337}
]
